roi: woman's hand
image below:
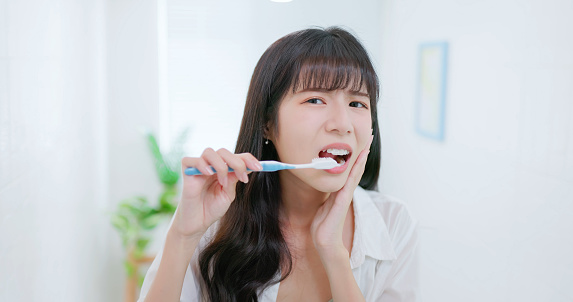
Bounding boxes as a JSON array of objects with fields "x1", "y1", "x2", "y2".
[
  {"x1": 171, "y1": 148, "x2": 262, "y2": 241},
  {"x1": 310, "y1": 135, "x2": 374, "y2": 260}
]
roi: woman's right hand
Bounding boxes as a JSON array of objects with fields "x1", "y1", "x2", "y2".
[{"x1": 171, "y1": 148, "x2": 262, "y2": 241}]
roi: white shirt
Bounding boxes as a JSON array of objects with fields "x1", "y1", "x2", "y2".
[{"x1": 138, "y1": 186, "x2": 420, "y2": 301}]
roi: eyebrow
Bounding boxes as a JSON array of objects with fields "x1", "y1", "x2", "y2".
[{"x1": 297, "y1": 88, "x2": 370, "y2": 98}]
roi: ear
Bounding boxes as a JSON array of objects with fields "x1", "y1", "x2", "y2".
[{"x1": 263, "y1": 122, "x2": 273, "y2": 140}]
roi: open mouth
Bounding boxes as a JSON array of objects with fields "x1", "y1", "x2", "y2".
[{"x1": 318, "y1": 148, "x2": 351, "y2": 165}]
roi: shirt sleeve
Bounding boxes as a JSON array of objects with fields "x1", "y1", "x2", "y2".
[{"x1": 376, "y1": 201, "x2": 421, "y2": 302}]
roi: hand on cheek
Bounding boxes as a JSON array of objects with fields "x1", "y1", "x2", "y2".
[{"x1": 310, "y1": 134, "x2": 374, "y2": 259}]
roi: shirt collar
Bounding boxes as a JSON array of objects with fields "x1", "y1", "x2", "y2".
[{"x1": 349, "y1": 186, "x2": 397, "y2": 269}]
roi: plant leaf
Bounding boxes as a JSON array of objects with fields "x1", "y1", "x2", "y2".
[
  {"x1": 159, "y1": 186, "x2": 178, "y2": 214},
  {"x1": 147, "y1": 132, "x2": 179, "y2": 185},
  {"x1": 124, "y1": 260, "x2": 135, "y2": 277},
  {"x1": 138, "y1": 274, "x2": 146, "y2": 288},
  {"x1": 141, "y1": 214, "x2": 161, "y2": 230},
  {"x1": 136, "y1": 238, "x2": 151, "y2": 252},
  {"x1": 110, "y1": 213, "x2": 129, "y2": 232}
]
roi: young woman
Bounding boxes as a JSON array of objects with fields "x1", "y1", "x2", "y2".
[{"x1": 139, "y1": 27, "x2": 419, "y2": 302}]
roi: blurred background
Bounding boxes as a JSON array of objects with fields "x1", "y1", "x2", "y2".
[{"x1": 1, "y1": 0, "x2": 572, "y2": 301}]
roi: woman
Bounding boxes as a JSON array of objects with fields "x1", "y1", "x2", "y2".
[{"x1": 139, "y1": 26, "x2": 419, "y2": 302}]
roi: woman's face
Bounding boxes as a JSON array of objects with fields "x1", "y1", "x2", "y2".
[{"x1": 268, "y1": 84, "x2": 373, "y2": 193}]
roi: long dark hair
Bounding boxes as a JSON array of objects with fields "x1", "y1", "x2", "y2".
[{"x1": 198, "y1": 26, "x2": 381, "y2": 301}]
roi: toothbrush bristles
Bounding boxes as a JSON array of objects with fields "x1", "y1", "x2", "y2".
[{"x1": 311, "y1": 157, "x2": 340, "y2": 169}]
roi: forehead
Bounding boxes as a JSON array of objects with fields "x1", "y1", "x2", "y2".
[{"x1": 291, "y1": 61, "x2": 370, "y2": 95}]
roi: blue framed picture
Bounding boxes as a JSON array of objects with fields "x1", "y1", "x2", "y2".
[{"x1": 416, "y1": 42, "x2": 448, "y2": 141}]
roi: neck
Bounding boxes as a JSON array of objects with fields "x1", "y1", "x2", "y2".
[{"x1": 278, "y1": 170, "x2": 329, "y2": 231}]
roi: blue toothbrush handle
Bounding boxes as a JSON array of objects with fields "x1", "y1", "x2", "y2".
[{"x1": 184, "y1": 161, "x2": 294, "y2": 175}]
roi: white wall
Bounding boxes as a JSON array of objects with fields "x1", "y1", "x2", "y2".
[
  {"x1": 0, "y1": 0, "x2": 165, "y2": 299},
  {"x1": 0, "y1": 0, "x2": 120, "y2": 301},
  {"x1": 107, "y1": 0, "x2": 163, "y2": 206},
  {"x1": 106, "y1": 0, "x2": 167, "y2": 293},
  {"x1": 378, "y1": 0, "x2": 573, "y2": 300}
]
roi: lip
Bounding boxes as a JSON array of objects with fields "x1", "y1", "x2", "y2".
[
  {"x1": 318, "y1": 143, "x2": 353, "y2": 174},
  {"x1": 324, "y1": 157, "x2": 350, "y2": 174}
]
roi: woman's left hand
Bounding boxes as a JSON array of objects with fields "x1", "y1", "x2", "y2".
[{"x1": 310, "y1": 135, "x2": 374, "y2": 260}]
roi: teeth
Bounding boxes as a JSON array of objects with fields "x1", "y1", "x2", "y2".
[{"x1": 322, "y1": 148, "x2": 350, "y2": 156}]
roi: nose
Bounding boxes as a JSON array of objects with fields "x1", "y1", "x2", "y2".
[{"x1": 325, "y1": 98, "x2": 353, "y2": 135}]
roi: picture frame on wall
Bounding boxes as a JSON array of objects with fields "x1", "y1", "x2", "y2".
[{"x1": 416, "y1": 41, "x2": 449, "y2": 141}]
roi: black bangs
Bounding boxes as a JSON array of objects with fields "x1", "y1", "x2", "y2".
[
  {"x1": 293, "y1": 59, "x2": 366, "y2": 94},
  {"x1": 288, "y1": 29, "x2": 378, "y2": 101}
]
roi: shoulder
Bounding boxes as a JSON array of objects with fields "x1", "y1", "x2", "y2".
[
  {"x1": 356, "y1": 187, "x2": 418, "y2": 248},
  {"x1": 354, "y1": 188, "x2": 421, "y2": 298}
]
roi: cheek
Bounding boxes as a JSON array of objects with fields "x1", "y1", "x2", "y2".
[
  {"x1": 356, "y1": 114, "x2": 373, "y2": 142},
  {"x1": 274, "y1": 111, "x2": 320, "y2": 162}
]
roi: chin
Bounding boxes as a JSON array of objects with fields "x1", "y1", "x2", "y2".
[
  {"x1": 311, "y1": 177, "x2": 346, "y2": 193},
  {"x1": 288, "y1": 169, "x2": 349, "y2": 193}
]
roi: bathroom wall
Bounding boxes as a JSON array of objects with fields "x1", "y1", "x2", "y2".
[
  {"x1": 378, "y1": 0, "x2": 573, "y2": 300},
  {"x1": 0, "y1": 0, "x2": 119, "y2": 300}
]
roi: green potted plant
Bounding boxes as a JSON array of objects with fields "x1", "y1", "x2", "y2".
[{"x1": 110, "y1": 129, "x2": 189, "y2": 301}]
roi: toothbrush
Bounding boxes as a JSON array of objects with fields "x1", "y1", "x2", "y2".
[{"x1": 184, "y1": 157, "x2": 340, "y2": 176}]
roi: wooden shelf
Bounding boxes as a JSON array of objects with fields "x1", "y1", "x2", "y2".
[{"x1": 125, "y1": 250, "x2": 155, "y2": 302}]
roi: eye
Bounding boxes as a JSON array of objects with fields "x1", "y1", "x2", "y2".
[
  {"x1": 305, "y1": 98, "x2": 325, "y2": 105},
  {"x1": 350, "y1": 101, "x2": 369, "y2": 109}
]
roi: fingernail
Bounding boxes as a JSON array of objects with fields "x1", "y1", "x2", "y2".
[
  {"x1": 254, "y1": 162, "x2": 263, "y2": 171},
  {"x1": 242, "y1": 172, "x2": 249, "y2": 183},
  {"x1": 206, "y1": 167, "x2": 215, "y2": 175},
  {"x1": 218, "y1": 175, "x2": 227, "y2": 186}
]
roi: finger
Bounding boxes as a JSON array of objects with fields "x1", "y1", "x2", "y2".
[
  {"x1": 181, "y1": 156, "x2": 200, "y2": 168},
  {"x1": 221, "y1": 172, "x2": 240, "y2": 200},
  {"x1": 236, "y1": 153, "x2": 263, "y2": 172},
  {"x1": 322, "y1": 192, "x2": 337, "y2": 211},
  {"x1": 353, "y1": 134, "x2": 373, "y2": 179},
  {"x1": 366, "y1": 134, "x2": 374, "y2": 151},
  {"x1": 181, "y1": 156, "x2": 213, "y2": 178},
  {"x1": 337, "y1": 144, "x2": 370, "y2": 199},
  {"x1": 201, "y1": 148, "x2": 229, "y2": 186},
  {"x1": 323, "y1": 191, "x2": 350, "y2": 228},
  {"x1": 193, "y1": 157, "x2": 215, "y2": 176},
  {"x1": 218, "y1": 149, "x2": 249, "y2": 183},
  {"x1": 350, "y1": 147, "x2": 370, "y2": 185}
]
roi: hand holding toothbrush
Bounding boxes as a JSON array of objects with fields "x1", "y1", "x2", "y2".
[{"x1": 172, "y1": 148, "x2": 262, "y2": 241}]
